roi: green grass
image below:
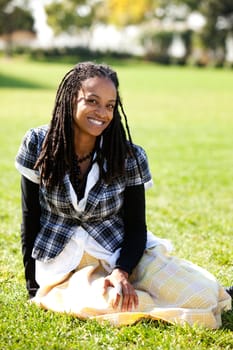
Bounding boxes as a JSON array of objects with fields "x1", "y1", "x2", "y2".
[{"x1": 0, "y1": 57, "x2": 232, "y2": 349}]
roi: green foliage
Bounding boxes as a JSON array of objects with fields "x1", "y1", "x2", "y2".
[
  {"x1": 0, "y1": 58, "x2": 232, "y2": 349},
  {"x1": 0, "y1": 0, "x2": 34, "y2": 35},
  {"x1": 174, "y1": 0, "x2": 233, "y2": 61},
  {"x1": 99, "y1": 0, "x2": 157, "y2": 26},
  {"x1": 45, "y1": 0, "x2": 97, "y2": 35},
  {"x1": 140, "y1": 30, "x2": 192, "y2": 64},
  {"x1": 45, "y1": 0, "x2": 158, "y2": 30},
  {"x1": 0, "y1": 0, "x2": 34, "y2": 56},
  {"x1": 141, "y1": 30, "x2": 173, "y2": 63},
  {"x1": 167, "y1": 0, "x2": 202, "y2": 11},
  {"x1": 199, "y1": 0, "x2": 233, "y2": 51}
]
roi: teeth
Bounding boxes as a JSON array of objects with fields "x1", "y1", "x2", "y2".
[{"x1": 88, "y1": 118, "x2": 104, "y2": 126}]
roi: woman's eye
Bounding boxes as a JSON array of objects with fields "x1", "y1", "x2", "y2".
[
  {"x1": 107, "y1": 104, "x2": 115, "y2": 111},
  {"x1": 87, "y1": 98, "x2": 97, "y2": 105}
]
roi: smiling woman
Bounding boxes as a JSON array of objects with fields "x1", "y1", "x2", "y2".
[
  {"x1": 15, "y1": 61, "x2": 231, "y2": 329},
  {"x1": 72, "y1": 75, "x2": 117, "y2": 197},
  {"x1": 73, "y1": 76, "x2": 116, "y2": 141}
]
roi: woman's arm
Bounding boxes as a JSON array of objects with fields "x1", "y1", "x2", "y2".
[
  {"x1": 114, "y1": 183, "x2": 147, "y2": 274},
  {"x1": 20, "y1": 175, "x2": 40, "y2": 298},
  {"x1": 102, "y1": 184, "x2": 147, "y2": 311}
]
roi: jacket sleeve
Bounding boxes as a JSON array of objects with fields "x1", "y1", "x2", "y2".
[
  {"x1": 20, "y1": 175, "x2": 40, "y2": 297},
  {"x1": 114, "y1": 184, "x2": 147, "y2": 275}
]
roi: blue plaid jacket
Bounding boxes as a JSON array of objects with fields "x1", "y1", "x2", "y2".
[{"x1": 16, "y1": 126, "x2": 152, "y2": 262}]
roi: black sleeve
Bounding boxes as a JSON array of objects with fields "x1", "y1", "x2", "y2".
[
  {"x1": 114, "y1": 184, "x2": 147, "y2": 275},
  {"x1": 21, "y1": 175, "x2": 40, "y2": 297}
]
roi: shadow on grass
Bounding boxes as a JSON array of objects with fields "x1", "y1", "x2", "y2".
[
  {"x1": 0, "y1": 73, "x2": 47, "y2": 89},
  {"x1": 222, "y1": 310, "x2": 233, "y2": 331}
]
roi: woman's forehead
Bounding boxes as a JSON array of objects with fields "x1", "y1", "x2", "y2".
[{"x1": 80, "y1": 76, "x2": 117, "y2": 98}]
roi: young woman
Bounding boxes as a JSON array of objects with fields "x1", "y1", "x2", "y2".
[{"x1": 16, "y1": 62, "x2": 231, "y2": 328}]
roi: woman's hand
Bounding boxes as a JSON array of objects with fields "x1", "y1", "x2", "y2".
[{"x1": 102, "y1": 268, "x2": 138, "y2": 312}]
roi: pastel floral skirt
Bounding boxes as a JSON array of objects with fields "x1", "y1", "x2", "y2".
[{"x1": 33, "y1": 245, "x2": 231, "y2": 328}]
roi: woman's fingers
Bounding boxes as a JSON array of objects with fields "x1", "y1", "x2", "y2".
[
  {"x1": 101, "y1": 277, "x2": 111, "y2": 295},
  {"x1": 112, "y1": 291, "x2": 121, "y2": 309},
  {"x1": 121, "y1": 283, "x2": 138, "y2": 312},
  {"x1": 111, "y1": 282, "x2": 138, "y2": 311},
  {"x1": 102, "y1": 269, "x2": 139, "y2": 312}
]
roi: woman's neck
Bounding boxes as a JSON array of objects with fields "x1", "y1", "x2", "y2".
[{"x1": 74, "y1": 132, "x2": 96, "y2": 158}]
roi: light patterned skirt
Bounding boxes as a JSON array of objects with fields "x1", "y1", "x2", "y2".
[{"x1": 33, "y1": 245, "x2": 231, "y2": 328}]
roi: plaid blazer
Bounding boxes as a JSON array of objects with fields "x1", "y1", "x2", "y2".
[{"x1": 16, "y1": 126, "x2": 152, "y2": 262}]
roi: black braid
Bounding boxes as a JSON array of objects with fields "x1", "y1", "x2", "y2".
[
  {"x1": 118, "y1": 98, "x2": 143, "y2": 179},
  {"x1": 34, "y1": 62, "x2": 140, "y2": 187}
]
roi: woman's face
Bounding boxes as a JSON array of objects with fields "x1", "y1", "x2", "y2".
[{"x1": 73, "y1": 76, "x2": 117, "y2": 138}]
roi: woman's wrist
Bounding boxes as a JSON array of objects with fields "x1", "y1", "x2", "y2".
[{"x1": 112, "y1": 268, "x2": 129, "y2": 279}]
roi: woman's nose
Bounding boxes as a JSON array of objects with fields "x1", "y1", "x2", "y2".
[{"x1": 94, "y1": 105, "x2": 108, "y2": 118}]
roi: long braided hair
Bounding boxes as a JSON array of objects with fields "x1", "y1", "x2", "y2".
[{"x1": 34, "y1": 61, "x2": 137, "y2": 188}]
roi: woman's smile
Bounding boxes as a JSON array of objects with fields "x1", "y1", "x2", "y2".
[{"x1": 87, "y1": 117, "x2": 105, "y2": 126}]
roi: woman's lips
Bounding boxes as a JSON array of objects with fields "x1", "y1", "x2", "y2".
[{"x1": 87, "y1": 117, "x2": 105, "y2": 126}]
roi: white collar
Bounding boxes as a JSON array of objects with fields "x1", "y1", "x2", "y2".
[{"x1": 69, "y1": 160, "x2": 100, "y2": 212}]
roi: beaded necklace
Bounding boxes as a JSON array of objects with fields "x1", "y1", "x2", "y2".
[
  {"x1": 76, "y1": 151, "x2": 93, "y2": 164},
  {"x1": 72, "y1": 151, "x2": 94, "y2": 200}
]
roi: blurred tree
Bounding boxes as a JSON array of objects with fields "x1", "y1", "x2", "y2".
[
  {"x1": 199, "y1": 0, "x2": 233, "y2": 64},
  {"x1": 160, "y1": 0, "x2": 201, "y2": 11},
  {"x1": 45, "y1": 0, "x2": 161, "y2": 32},
  {"x1": 45, "y1": 0, "x2": 97, "y2": 35},
  {"x1": 99, "y1": 0, "x2": 157, "y2": 26},
  {"x1": 0, "y1": 0, "x2": 35, "y2": 55},
  {"x1": 44, "y1": 0, "x2": 233, "y2": 65},
  {"x1": 174, "y1": 0, "x2": 233, "y2": 64}
]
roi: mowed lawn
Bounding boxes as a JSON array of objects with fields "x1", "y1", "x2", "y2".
[{"x1": 0, "y1": 58, "x2": 232, "y2": 349}]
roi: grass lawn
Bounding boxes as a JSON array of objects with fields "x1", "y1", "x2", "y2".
[{"x1": 0, "y1": 57, "x2": 232, "y2": 349}]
